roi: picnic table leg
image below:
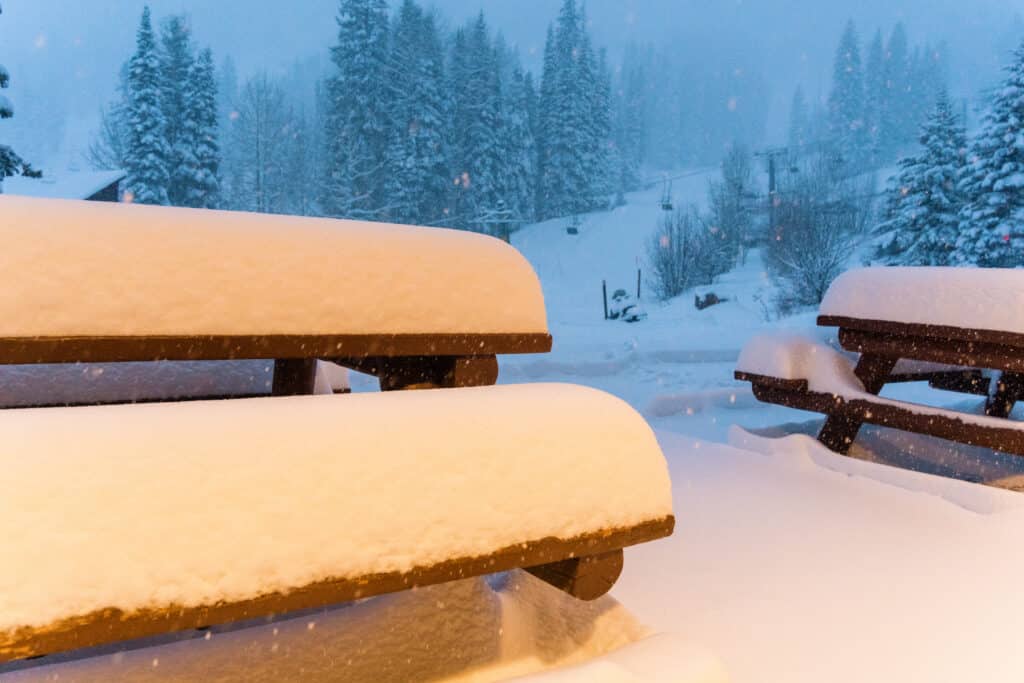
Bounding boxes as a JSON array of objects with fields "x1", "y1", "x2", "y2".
[
  {"x1": 817, "y1": 353, "x2": 897, "y2": 454},
  {"x1": 986, "y1": 371, "x2": 1024, "y2": 418},
  {"x1": 272, "y1": 359, "x2": 319, "y2": 396}
]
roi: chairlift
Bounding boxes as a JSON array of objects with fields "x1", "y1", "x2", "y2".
[
  {"x1": 566, "y1": 214, "x2": 582, "y2": 235},
  {"x1": 660, "y1": 180, "x2": 674, "y2": 211}
]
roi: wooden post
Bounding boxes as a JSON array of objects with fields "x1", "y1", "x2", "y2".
[
  {"x1": 602, "y1": 280, "x2": 608, "y2": 320},
  {"x1": 636, "y1": 269, "x2": 641, "y2": 300},
  {"x1": 272, "y1": 359, "x2": 318, "y2": 396}
]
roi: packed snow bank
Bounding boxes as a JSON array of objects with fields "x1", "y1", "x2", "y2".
[
  {"x1": 0, "y1": 383, "x2": 672, "y2": 633},
  {"x1": 0, "y1": 360, "x2": 348, "y2": 407},
  {"x1": 4, "y1": 573, "x2": 723, "y2": 683},
  {"x1": 0, "y1": 196, "x2": 548, "y2": 337},
  {"x1": 615, "y1": 432, "x2": 1024, "y2": 683},
  {"x1": 820, "y1": 266, "x2": 1024, "y2": 332}
]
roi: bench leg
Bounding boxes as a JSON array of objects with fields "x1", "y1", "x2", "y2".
[
  {"x1": 986, "y1": 371, "x2": 1024, "y2": 418},
  {"x1": 818, "y1": 353, "x2": 897, "y2": 454},
  {"x1": 272, "y1": 359, "x2": 318, "y2": 396},
  {"x1": 525, "y1": 549, "x2": 624, "y2": 601}
]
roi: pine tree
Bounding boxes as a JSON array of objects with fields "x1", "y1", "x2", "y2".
[
  {"x1": 863, "y1": 29, "x2": 885, "y2": 163},
  {"x1": 956, "y1": 41, "x2": 1024, "y2": 267},
  {"x1": 0, "y1": 3, "x2": 37, "y2": 186},
  {"x1": 179, "y1": 48, "x2": 220, "y2": 209},
  {"x1": 227, "y1": 73, "x2": 290, "y2": 214},
  {"x1": 448, "y1": 13, "x2": 503, "y2": 230},
  {"x1": 535, "y1": 25, "x2": 557, "y2": 219},
  {"x1": 125, "y1": 6, "x2": 170, "y2": 205},
  {"x1": 322, "y1": 0, "x2": 391, "y2": 220},
  {"x1": 499, "y1": 64, "x2": 536, "y2": 226},
  {"x1": 614, "y1": 43, "x2": 647, "y2": 193},
  {"x1": 876, "y1": 91, "x2": 966, "y2": 265},
  {"x1": 384, "y1": 0, "x2": 449, "y2": 225},
  {"x1": 160, "y1": 15, "x2": 196, "y2": 206},
  {"x1": 787, "y1": 86, "x2": 811, "y2": 151},
  {"x1": 881, "y1": 23, "x2": 912, "y2": 155},
  {"x1": 827, "y1": 20, "x2": 867, "y2": 171}
]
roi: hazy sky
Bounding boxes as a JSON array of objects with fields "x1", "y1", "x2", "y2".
[{"x1": 2, "y1": 0, "x2": 1022, "y2": 167}]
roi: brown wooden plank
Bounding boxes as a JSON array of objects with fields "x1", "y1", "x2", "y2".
[
  {"x1": 748, "y1": 382, "x2": 1024, "y2": 456},
  {"x1": 818, "y1": 315, "x2": 1024, "y2": 351},
  {"x1": 837, "y1": 328, "x2": 1024, "y2": 374},
  {"x1": 733, "y1": 371, "x2": 808, "y2": 393},
  {"x1": 0, "y1": 333, "x2": 552, "y2": 365},
  {"x1": 0, "y1": 515, "x2": 674, "y2": 665}
]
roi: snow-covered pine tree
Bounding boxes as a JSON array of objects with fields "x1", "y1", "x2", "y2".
[
  {"x1": 787, "y1": 86, "x2": 811, "y2": 152},
  {"x1": 876, "y1": 90, "x2": 966, "y2": 265},
  {"x1": 498, "y1": 64, "x2": 536, "y2": 227},
  {"x1": 125, "y1": 6, "x2": 170, "y2": 205},
  {"x1": 537, "y1": 0, "x2": 610, "y2": 219},
  {"x1": 322, "y1": 0, "x2": 391, "y2": 221},
  {"x1": 179, "y1": 48, "x2": 220, "y2": 209},
  {"x1": 586, "y1": 46, "x2": 614, "y2": 208},
  {"x1": 0, "y1": 2, "x2": 38, "y2": 188},
  {"x1": 614, "y1": 43, "x2": 647, "y2": 194},
  {"x1": 227, "y1": 73, "x2": 290, "y2": 214},
  {"x1": 448, "y1": 13, "x2": 503, "y2": 231},
  {"x1": 881, "y1": 23, "x2": 912, "y2": 156},
  {"x1": 160, "y1": 15, "x2": 196, "y2": 206},
  {"x1": 863, "y1": 29, "x2": 885, "y2": 164},
  {"x1": 956, "y1": 40, "x2": 1024, "y2": 267},
  {"x1": 535, "y1": 25, "x2": 557, "y2": 220},
  {"x1": 827, "y1": 20, "x2": 867, "y2": 172},
  {"x1": 383, "y1": 0, "x2": 449, "y2": 226}
]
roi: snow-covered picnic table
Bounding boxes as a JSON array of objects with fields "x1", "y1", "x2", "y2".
[{"x1": 737, "y1": 267, "x2": 1024, "y2": 458}]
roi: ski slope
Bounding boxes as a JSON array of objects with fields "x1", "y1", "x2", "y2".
[{"x1": 504, "y1": 175, "x2": 813, "y2": 444}]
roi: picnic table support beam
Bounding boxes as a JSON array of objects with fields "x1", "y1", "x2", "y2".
[
  {"x1": 525, "y1": 549, "x2": 624, "y2": 601},
  {"x1": 817, "y1": 353, "x2": 897, "y2": 454},
  {"x1": 336, "y1": 355, "x2": 499, "y2": 391}
]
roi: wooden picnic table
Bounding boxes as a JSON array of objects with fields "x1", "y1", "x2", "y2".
[
  {"x1": 813, "y1": 314, "x2": 1024, "y2": 452},
  {"x1": 736, "y1": 267, "x2": 1024, "y2": 459}
]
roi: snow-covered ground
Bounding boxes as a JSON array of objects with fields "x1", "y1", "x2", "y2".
[{"x1": 12, "y1": 176, "x2": 1024, "y2": 682}]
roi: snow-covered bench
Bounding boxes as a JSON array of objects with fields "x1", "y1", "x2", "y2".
[
  {"x1": 0, "y1": 198, "x2": 674, "y2": 665},
  {"x1": 0, "y1": 196, "x2": 552, "y2": 399},
  {"x1": 0, "y1": 385, "x2": 674, "y2": 664},
  {"x1": 736, "y1": 267, "x2": 1024, "y2": 456}
]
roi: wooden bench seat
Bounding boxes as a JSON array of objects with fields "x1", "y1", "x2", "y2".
[{"x1": 0, "y1": 385, "x2": 674, "y2": 664}]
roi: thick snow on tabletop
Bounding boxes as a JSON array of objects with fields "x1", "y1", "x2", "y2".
[
  {"x1": 0, "y1": 383, "x2": 672, "y2": 634},
  {"x1": 820, "y1": 266, "x2": 1024, "y2": 333},
  {"x1": 0, "y1": 196, "x2": 548, "y2": 337}
]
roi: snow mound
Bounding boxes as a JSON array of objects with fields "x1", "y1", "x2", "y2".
[
  {"x1": 0, "y1": 196, "x2": 548, "y2": 337},
  {"x1": 0, "y1": 383, "x2": 672, "y2": 633},
  {"x1": 821, "y1": 266, "x2": 1024, "y2": 333}
]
